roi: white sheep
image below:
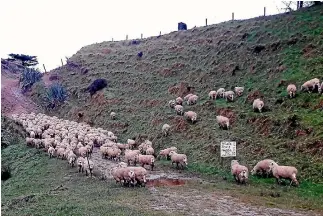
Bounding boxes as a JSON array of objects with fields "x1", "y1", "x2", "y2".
[
  {"x1": 301, "y1": 78, "x2": 320, "y2": 92},
  {"x1": 216, "y1": 88, "x2": 225, "y2": 98},
  {"x1": 234, "y1": 87, "x2": 244, "y2": 97},
  {"x1": 253, "y1": 98, "x2": 264, "y2": 113},
  {"x1": 251, "y1": 159, "x2": 275, "y2": 177},
  {"x1": 216, "y1": 115, "x2": 230, "y2": 130},
  {"x1": 287, "y1": 84, "x2": 297, "y2": 98},
  {"x1": 162, "y1": 124, "x2": 171, "y2": 136},
  {"x1": 82, "y1": 158, "x2": 95, "y2": 177},
  {"x1": 127, "y1": 139, "x2": 136, "y2": 149},
  {"x1": 223, "y1": 91, "x2": 235, "y2": 102},
  {"x1": 208, "y1": 91, "x2": 217, "y2": 100},
  {"x1": 169, "y1": 151, "x2": 187, "y2": 169},
  {"x1": 159, "y1": 147, "x2": 177, "y2": 160},
  {"x1": 187, "y1": 95, "x2": 198, "y2": 105},
  {"x1": 174, "y1": 105, "x2": 184, "y2": 116},
  {"x1": 231, "y1": 160, "x2": 248, "y2": 184},
  {"x1": 136, "y1": 154, "x2": 155, "y2": 171},
  {"x1": 184, "y1": 111, "x2": 197, "y2": 123},
  {"x1": 269, "y1": 161, "x2": 299, "y2": 186},
  {"x1": 176, "y1": 97, "x2": 183, "y2": 105},
  {"x1": 184, "y1": 93, "x2": 194, "y2": 101},
  {"x1": 110, "y1": 112, "x2": 116, "y2": 120},
  {"x1": 168, "y1": 100, "x2": 176, "y2": 108}
]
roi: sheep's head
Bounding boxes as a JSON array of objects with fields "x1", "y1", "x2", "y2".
[
  {"x1": 250, "y1": 168, "x2": 257, "y2": 175},
  {"x1": 169, "y1": 151, "x2": 176, "y2": 156},
  {"x1": 231, "y1": 160, "x2": 239, "y2": 166},
  {"x1": 268, "y1": 161, "x2": 278, "y2": 171}
]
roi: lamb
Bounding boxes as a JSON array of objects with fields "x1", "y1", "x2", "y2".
[
  {"x1": 187, "y1": 95, "x2": 198, "y2": 105},
  {"x1": 48, "y1": 146, "x2": 55, "y2": 158},
  {"x1": 231, "y1": 160, "x2": 249, "y2": 184},
  {"x1": 208, "y1": 91, "x2": 217, "y2": 100},
  {"x1": 168, "y1": 100, "x2": 176, "y2": 108},
  {"x1": 174, "y1": 105, "x2": 184, "y2": 116},
  {"x1": 223, "y1": 91, "x2": 235, "y2": 102},
  {"x1": 301, "y1": 78, "x2": 320, "y2": 92},
  {"x1": 253, "y1": 98, "x2": 265, "y2": 113},
  {"x1": 67, "y1": 152, "x2": 77, "y2": 167},
  {"x1": 110, "y1": 112, "x2": 116, "y2": 120},
  {"x1": 184, "y1": 111, "x2": 197, "y2": 123},
  {"x1": 287, "y1": 84, "x2": 297, "y2": 98},
  {"x1": 162, "y1": 124, "x2": 171, "y2": 136},
  {"x1": 127, "y1": 139, "x2": 137, "y2": 149},
  {"x1": 234, "y1": 87, "x2": 244, "y2": 97},
  {"x1": 251, "y1": 159, "x2": 275, "y2": 177},
  {"x1": 269, "y1": 161, "x2": 299, "y2": 186},
  {"x1": 124, "y1": 149, "x2": 140, "y2": 166},
  {"x1": 176, "y1": 97, "x2": 183, "y2": 105},
  {"x1": 136, "y1": 154, "x2": 155, "y2": 171},
  {"x1": 76, "y1": 157, "x2": 85, "y2": 173},
  {"x1": 184, "y1": 93, "x2": 194, "y2": 101},
  {"x1": 169, "y1": 151, "x2": 187, "y2": 169},
  {"x1": 216, "y1": 115, "x2": 230, "y2": 130},
  {"x1": 217, "y1": 88, "x2": 225, "y2": 98},
  {"x1": 159, "y1": 147, "x2": 177, "y2": 160},
  {"x1": 82, "y1": 158, "x2": 94, "y2": 177}
]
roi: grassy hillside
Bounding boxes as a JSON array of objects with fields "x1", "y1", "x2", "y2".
[{"x1": 32, "y1": 5, "x2": 323, "y2": 182}]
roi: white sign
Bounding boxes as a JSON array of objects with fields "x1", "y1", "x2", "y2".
[{"x1": 220, "y1": 141, "x2": 236, "y2": 157}]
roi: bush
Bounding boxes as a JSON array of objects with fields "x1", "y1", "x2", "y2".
[
  {"x1": 1, "y1": 164, "x2": 11, "y2": 181},
  {"x1": 87, "y1": 78, "x2": 108, "y2": 97},
  {"x1": 45, "y1": 83, "x2": 68, "y2": 108},
  {"x1": 19, "y1": 68, "x2": 43, "y2": 92}
]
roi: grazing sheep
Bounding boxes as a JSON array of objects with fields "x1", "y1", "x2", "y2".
[
  {"x1": 145, "y1": 147, "x2": 155, "y2": 155},
  {"x1": 110, "y1": 112, "x2": 116, "y2": 120},
  {"x1": 253, "y1": 98, "x2": 264, "y2": 113},
  {"x1": 111, "y1": 167, "x2": 136, "y2": 186},
  {"x1": 251, "y1": 159, "x2": 275, "y2": 177},
  {"x1": 287, "y1": 84, "x2": 297, "y2": 98},
  {"x1": 216, "y1": 115, "x2": 230, "y2": 130},
  {"x1": 269, "y1": 161, "x2": 299, "y2": 186},
  {"x1": 124, "y1": 149, "x2": 140, "y2": 166},
  {"x1": 231, "y1": 160, "x2": 249, "y2": 184},
  {"x1": 162, "y1": 124, "x2": 171, "y2": 136},
  {"x1": 127, "y1": 139, "x2": 137, "y2": 149},
  {"x1": 169, "y1": 151, "x2": 187, "y2": 169},
  {"x1": 208, "y1": 91, "x2": 217, "y2": 100},
  {"x1": 176, "y1": 97, "x2": 183, "y2": 105},
  {"x1": 67, "y1": 152, "x2": 77, "y2": 167},
  {"x1": 76, "y1": 157, "x2": 85, "y2": 173},
  {"x1": 174, "y1": 105, "x2": 184, "y2": 116},
  {"x1": 217, "y1": 88, "x2": 225, "y2": 98},
  {"x1": 56, "y1": 147, "x2": 66, "y2": 159},
  {"x1": 184, "y1": 93, "x2": 194, "y2": 101},
  {"x1": 168, "y1": 100, "x2": 176, "y2": 108},
  {"x1": 131, "y1": 166, "x2": 148, "y2": 186},
  {"x1": 301, "y1": 78, "x2": 320, "y2": 93},
  {"x1": 187, "y1": 95, "x2": 198, "y2": 105},
  {"x1": 82, "y1": 158, "x2": 94, "y2": 177},
  {"x1": 234, "y1": 87, "x2": 244, "y2": 97},
  {"x1": 136, "y1": 154, "x2": 155, "y2": 171},
  {"x1": 48, "y1": 146, "x2": 55, "y2": 158},
  {"x1": 184, "y1": 111, "x2": 197, "y2": 123},
  {"x1": 224, "y1": 91, "x2": 235, "y2": 102},
  {"x1": 159, "y1": 147, "x2": 177, "y2": 160}
]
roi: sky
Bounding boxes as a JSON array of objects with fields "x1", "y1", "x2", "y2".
[{"x1": 0, "y1": 0, "x2": 288, "y2": 72}]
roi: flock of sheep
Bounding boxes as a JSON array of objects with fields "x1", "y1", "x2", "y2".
[
  {"x1": 9, "y1": 77, "x2": 322, "y2": 187},
  {"x1": 10, "y1": 112, "x2": 187, "y2": 187},
  {"x1": 166, "y1": 77, "x2": 322, "y2": 186}
]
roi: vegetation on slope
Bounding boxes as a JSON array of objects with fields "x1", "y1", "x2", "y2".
[{"x1": 32, "y1": 5, "x2": 323, "y2": 183}]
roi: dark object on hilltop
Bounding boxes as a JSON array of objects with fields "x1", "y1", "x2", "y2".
[
  {"x1": 137, "y1": 52, "x2": 143, "y2": 58},
  {"x1": 45, "y1": 83, "x2": 68, "y2": 108},
  {"x1": 80, "y1": 67, "x2": 89, "y2": 74},
  {"x1": 1, "y1": 164, "x2": 11, "y2": 181},
  {"x1": 131, "y1": 40, "x2": 140, "y2": 45},
  {"x1": 178, "y1": 22, "x2": 187, "y2": 31},
  {"x1": 87, "y1": 78, "x2": 108, "y2": 97},
  {"x1": 8, "y1": 53, "x2": 38, "y2": 67},
  {"x1": 19, "y1": 68, "x2": 43, "y2": 93}
]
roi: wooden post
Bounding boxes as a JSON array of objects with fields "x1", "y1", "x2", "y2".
[
  {"x1": 61, "y1": 58, "x2": 63, "y2": 66},
  {"x1": 43, "y1": 64, "x2": 47, "y2": 73},
  {"x1": 159, "y1": 31, "x2": 161, "y2": 36},
  {"x1": 232, "y1": 12, "x2": 234, "y2": 21},
  {"x1": 205, "y1": 18, "x2": 208, "y2": 26},
  {"x1": 141, "y1": 33, "x2": 143, "y2": 39},
  {"x1": 126, "y1": 35, "x2": 128, "y2": 40},
  {"x1": 112, "y1": 38, "x2": 114, "y2": 42},
  {"x1": 264, "y1": 7, "x2": 266, "y2": 16}
]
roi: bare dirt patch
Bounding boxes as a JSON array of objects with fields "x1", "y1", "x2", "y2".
[
  {"x1": 248, "y1": 117, "x2": 272, "y2": 136},
  {"x1": 168, "y1": 82, "x2": 194, "y2": 97},
  {"x1": 171, "y1": 116, "x2": 189, "y2": 132}
]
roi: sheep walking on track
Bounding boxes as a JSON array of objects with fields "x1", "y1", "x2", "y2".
[
  {"x1": 169, "y1": 151, "x2": 187, "y2": 169},
  {"x1": 269, "y1": 161, "x2": 299, "y2": 186}
]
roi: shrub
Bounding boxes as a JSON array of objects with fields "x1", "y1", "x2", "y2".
[
  {"x1": 87, "y1": 78, "x2": 108, "y2": 97},
  {"x1": 45, "y1": 83, "x2": 68, "y2": 108},
  {"x1": 19, "y1": 68, "x2": 43, "y2": 92}
]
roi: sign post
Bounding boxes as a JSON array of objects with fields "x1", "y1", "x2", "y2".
[{"x1": 220, "y1": 141, "x2": 236, "y2": 167}]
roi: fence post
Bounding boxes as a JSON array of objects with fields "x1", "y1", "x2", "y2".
[
  {"x1": 159, "y1": 31, "x2": 161, "y2": 36},
  {"x1": 205, "y1": 18, "x2": 208, "y2": 26},
  {"x1": 112, "y1": 38, "x2": 114, "y2": 42},
  {"x1": 61, "y1": 58, "x2": 63, "y2": 66},
  {"x1": 126, "y1": 35, "x2": 128, "y2": 40},
  {"x1": 43, "y1": 64, "x2": 47, "y2": 73},
  {"x1": 232, "y1": 12, "x2": 234, "y2": 21},
  {"x1": 264, "y1": 7, "x2": 266, "y2": 16},
  {"x1": 141, "y1": 33, "x2": 143, "y2": 39}
]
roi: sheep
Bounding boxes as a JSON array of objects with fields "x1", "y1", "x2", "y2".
[
  {"x1": 269, "y1": 161, "x2": 299, "y2": 186},
  {"x1": 168, "y1": 100, "x2": 176, "y2": 108},
  {"x1": 216, "y1": 115, "x2": 230, "y2": 130},
  {"x1": 117, "y1": 162, "x2": 128, "y2": 168},
  {"x1": 159, "y1": 147, "x2": 178, "y2": 160},
  {"x1": 82, "y1": 158, "x2": 94, "y2": 177},
  {"x1": 253, "y1": 98, "x2": 264, "y2": 113},
  {"x1": 174, "y1": 105, "x2": 184, "y2": 116},
  {"x1": 184, "y1": 111, "x2": 197, "y2": 123},
  {"x1": 217, "y1": 88, "x2": 225, "y2": 98},
  {"x1": 208, "y1": 91, "x2": 217, "y2": 100},
  {"x1": 301, "y1": 78, "x2": 320, "y2": 93},
  {"x1": 231, "y1": 160, "x2": 249, "y2": 184},
  {"x1": 162, "y1": 124, "x2": 171, "y2": 136},
  {"x1": 76, "y1": 157, "x2": 85, "y2": 172},
  {"x1": 26, "y1": 137, "x2": 34, "y2": 147},
  {"x1": 287, "y1": 84, "x2": 297, "y2": 98},
  {"x1": 30, "y1": 131, "x2": 35, "y2": 138},
  {"x1": 176, "y1": 97, "x2": 183, "y2": 105},
  {"x1": 131, "y1": 166, "x2": 148, "y2": 187},
  {"x1": 184, "y1": 93, "x2": 194, "y2": 101},
  {"x1": 251, "y1": 159, "x2": 275, "y2": 177},
  {"x1": 127, "y1": 139, "x2": 137, "y2": 149},
  {"x1": 223, "y1": 91, "x2": 235, "y2": 102},
  {"x1": 56, "y1": 147, "x2": 66, "y2": 159},
  {"x1": 48, "y1": 146, "x2": 55, "y2": 158},
  {"x1": 145, "y1": 146, "x2": 155, "y2": 155},
  {"x1": 78, "y1": 146, "x2": 88, "y2": 157},
  {"x1": 234, "y1": 87, "x2": 244, "y2": 97},
  {"x1": 111, "y1": 167, "x2": 136, "y2": 186},
  {"x1": 169, "y1": 151, "x2": 187, "y2": 169},
  {"x1": 107, "y1": 147, "x2": 121, "y2": 161},
  {"x1": 187, "y1": 95, "x2": 198, "y2": 105},
  {"x1": 124, "y1": 149, "x2": 140, "y2": 166},
  {"x1": 67, "y1": 152, "x2": 77, "y2": 167},
  {"x1": 136, "y1": 154, "x2": 155, "y2": 171},
  {"x1": 110, "y1": 112, "x2": 116, "y2": 120}
]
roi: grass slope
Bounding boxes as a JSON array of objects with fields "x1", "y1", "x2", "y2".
[{"x1": 32, "y1": 5, "x2": 323, "y2": 184}]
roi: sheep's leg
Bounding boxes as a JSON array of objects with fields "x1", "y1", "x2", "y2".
[
  {"x1": 176, "y1": 162, "x2": 179, "y2": 169},
  {"x1": 85, "y1": 170, "x2": 88, "y2": 176}
]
